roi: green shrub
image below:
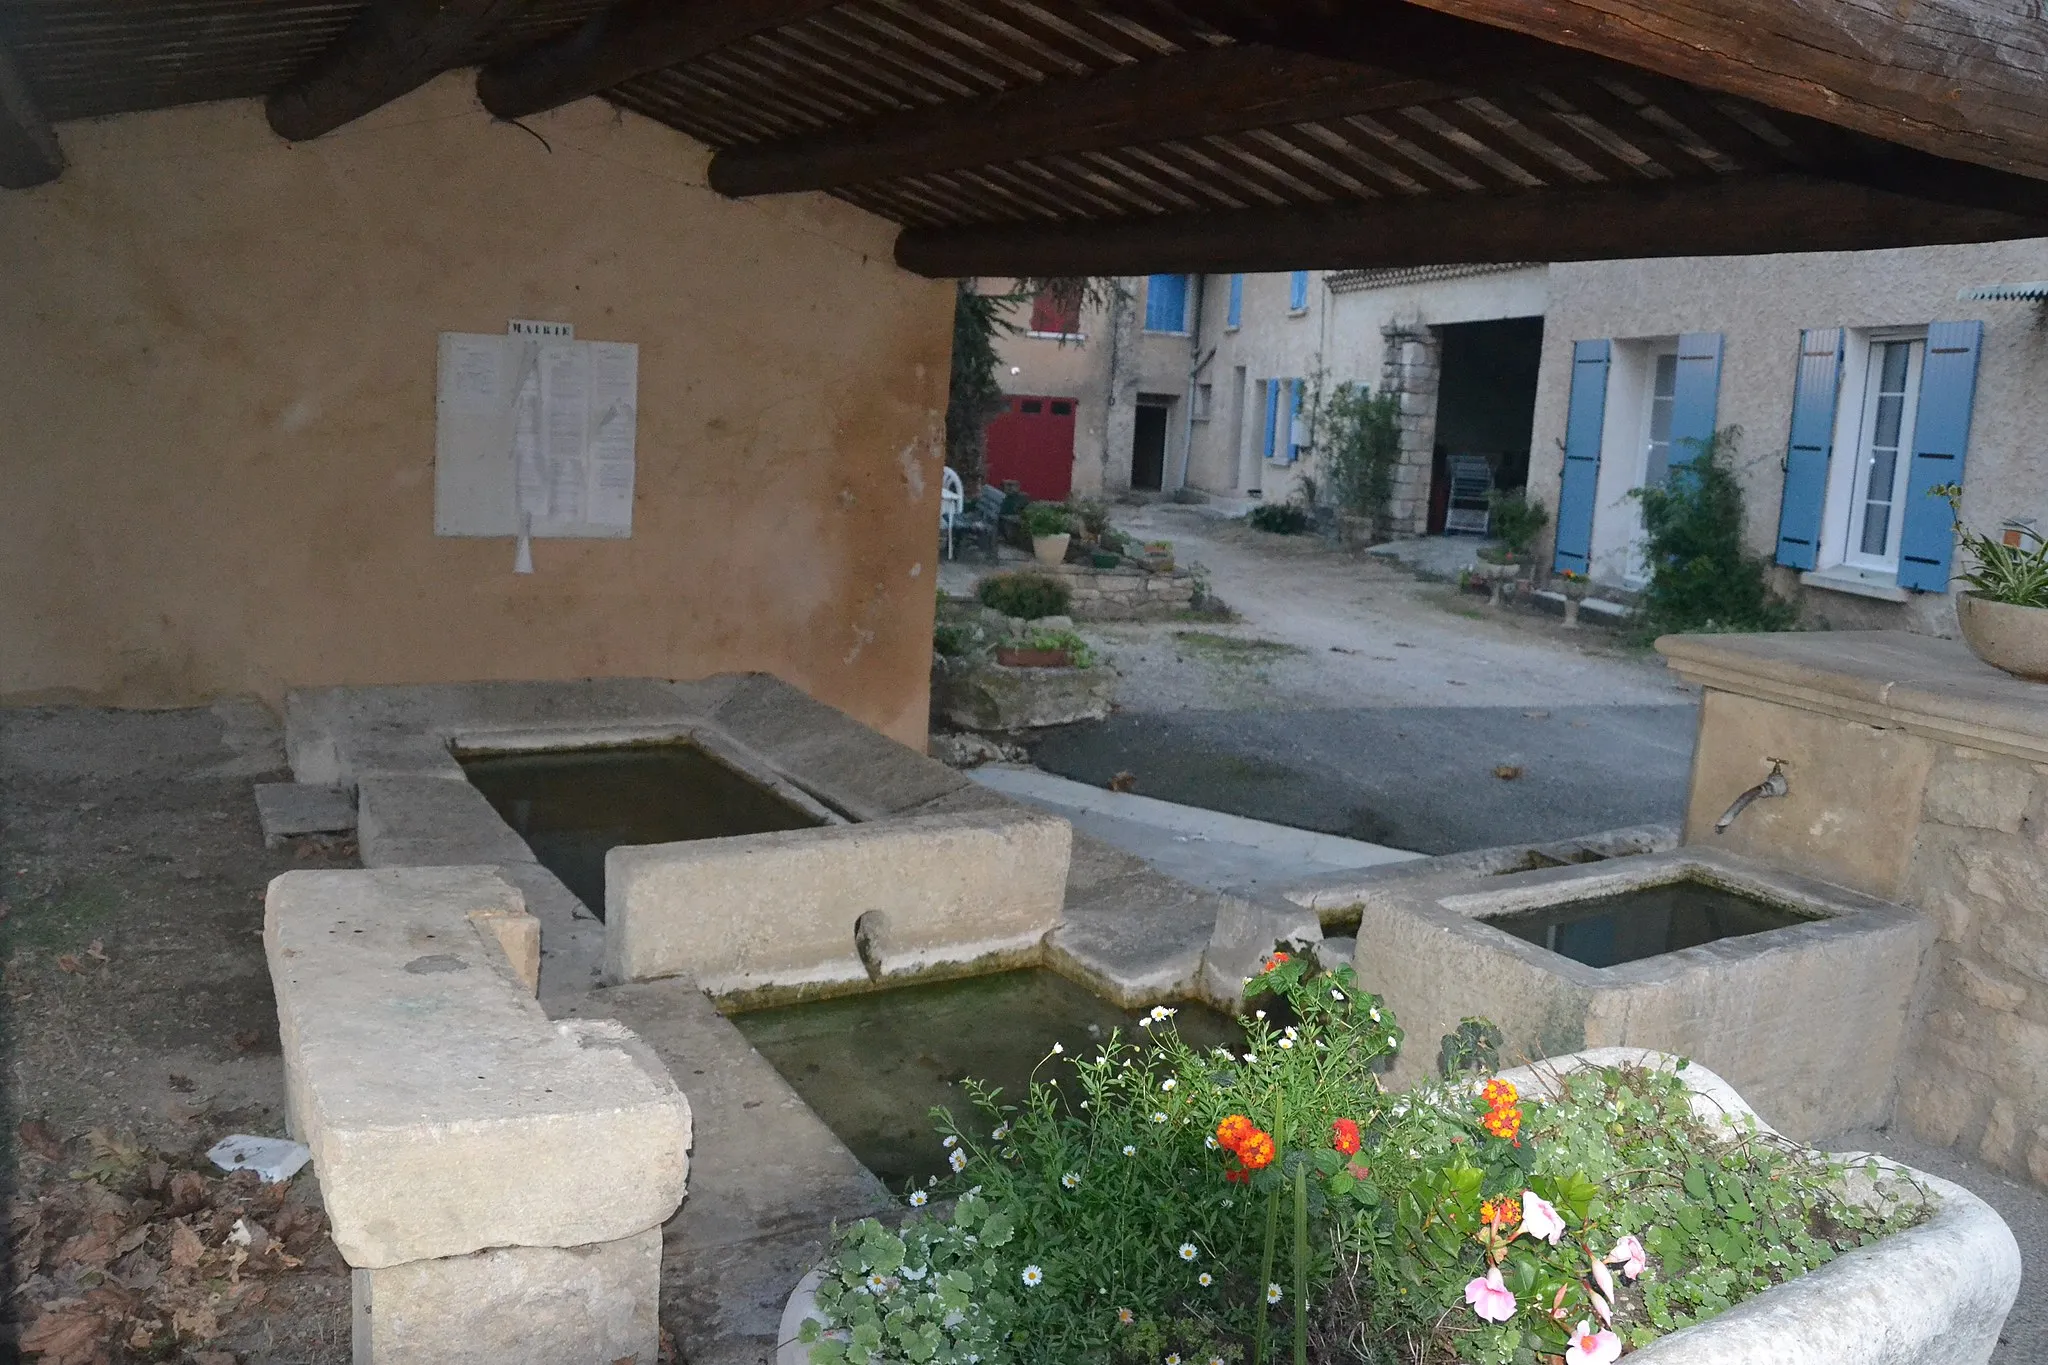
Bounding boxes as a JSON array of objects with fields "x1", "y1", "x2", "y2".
[
  {"x1": 1631, "y1": 427, "x2": 1796, "y2": 636},
  {"x1": 1248, "y1": 503, "x2": 1310, "y2": 535},
  {"x1": 1486, "y1": 488, "x2": 1548, "y2": 557},
  {"x1": 1317, "y1": 383, "x2": 1402, "y2": 526},
  {"x1": 1022, "y1": 503, "x2": 1072, "y2": 538},
  {"x1": 977, "y1": 572, "x2": 1071, "y2": 621},
  {"x1": 1066, "y1": 497, "x2": 1113, "y2": 542}
]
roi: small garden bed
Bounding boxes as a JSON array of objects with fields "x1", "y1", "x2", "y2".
[{"x1": 784, "y1": 957, "x2": 2015, "y2": 1365}]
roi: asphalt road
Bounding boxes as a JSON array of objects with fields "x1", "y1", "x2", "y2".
[{"x1": 1027, "y1": 703, "x2": 1699, "y2": 854}]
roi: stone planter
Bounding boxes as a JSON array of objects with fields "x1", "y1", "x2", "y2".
[
  {"x1": 1472, "y1": 560, "x2": 1523, "y2": 607},
  {"x1": 1031, "y1": 533, "x2": 1070, "y2": 565},
  {"x1": 774, "y1": 1048, "x2": 2019, "y2": 1365},
  {"x1": 1957, "y1": 592, "x2": 2048, "y2": 681},
  {"x1": 994, "y1": 646, "x2": 1072, "y2": 669},
  {"x1": 930, "y1": 657, "x2": 1115, "y2": 730}
]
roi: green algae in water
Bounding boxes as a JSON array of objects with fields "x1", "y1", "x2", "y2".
[
  {"x1": 1483, "y1": 878, "x2": 1817, "y2": 969},
  {"x1": 461, "y1": 744, "x2": 821, "y2": 918},
  {"x1": 729, "y1": 970, "x2": 1242, "y2": 1188}
]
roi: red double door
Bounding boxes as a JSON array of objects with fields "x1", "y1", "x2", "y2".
[{"x1": 985, "y1": 394, "x2": 1077, "y2": 501}]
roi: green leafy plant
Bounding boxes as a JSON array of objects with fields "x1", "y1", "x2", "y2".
[
  {"x1": 1021, "y1": 629, "x2": 1095, "y2": 669},
  {"x1": 1315, "y1": 383, "x2": 1403, "y2": 529},
  {"x1": 1934, "y1": 482, "x2": 2048, "y2": 607},
  {"x1": 1248, "y1": 504, "x2": 1311, "y2": 535},
  {"x1": 801, "y1": 1202, "x2": 1016, "y2": 1365},
  {"x1": 933, "y1": 624, "x2": 976, "y2": 659},
  {"x1": 1067, "y1": 497, "x2": 1113, "y2": 542},
  {"x1": 1630, "y1": 428, "x2": 1797, "y2": 636},
  {"x1": 946, "y1": 286, "x2": 1017, "y2": 487},
  {"x1": 977, "y1": 573, "x2": 1071, "y2": 621},
  {"x1": 1023, "y1": 503, "x2": 1073, "y2": 538},
  {"x1": 1485, "y1": 489, "x2": 1549, "y2": 558}
]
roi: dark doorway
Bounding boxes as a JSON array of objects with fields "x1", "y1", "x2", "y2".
[
  {"x1": 1132, "y1": 400, "x2": 1170, "y2": 491},
  {"x1": 1426, "y1": 317, "x2": 1545, "y2": 532}
]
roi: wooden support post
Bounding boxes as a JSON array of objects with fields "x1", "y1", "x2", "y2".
[{"x1": 0, "y1": 40, "x2": 61, "y2": 188}]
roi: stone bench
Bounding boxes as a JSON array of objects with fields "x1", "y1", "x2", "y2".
[
  {"x1": 605, "y1": 809, "x2": 1072, "y2": 999},
  {"x1": 266, "y1": 867, "x2": 692, "y2": 1364}
]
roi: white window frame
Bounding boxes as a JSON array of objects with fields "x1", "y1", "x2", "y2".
[
  {"x1": 1817, "y1": 326, "x2": 1927, "y2": 584},
  {"x1": 1635, "y1": 344, "x2": 1681, "y2": 490},
  {"x1": 1587, "y1": 336, "x2": 1678, "y2": 589}
]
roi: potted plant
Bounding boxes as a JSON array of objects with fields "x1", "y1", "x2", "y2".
[
  {"x1": 1478, "y1": 488, "x2": 1549, "y2": 568},
  {"x1": 1938, "y1": 483, "x2": 2048, "y2": 680},
  {"x1": 1023, "y1": 503, "x2": 1072, "y2": 566},
  {"x1": 995, "y1": 629, "x2": 1093, "y2": 670},
  {"x1": 1555, "y1": 567, "x2": 1591, "y2": 627},
  {"x1": 1140, "y1": 540, "x2": 1175, "y2": 573}
]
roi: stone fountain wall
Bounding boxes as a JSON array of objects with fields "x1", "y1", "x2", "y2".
[{"x1": 1661, "y1": 632, "x2": 2048, "y2": 1187}]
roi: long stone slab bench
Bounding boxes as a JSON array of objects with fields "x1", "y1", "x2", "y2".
[{"x1": 266, "y1": 867, "x2": 693, "y2": 1364}]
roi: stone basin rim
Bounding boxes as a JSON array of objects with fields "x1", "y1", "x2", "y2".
[{"x1": 771, "y1": 1048, "x2": 2020, "y2": 1365}]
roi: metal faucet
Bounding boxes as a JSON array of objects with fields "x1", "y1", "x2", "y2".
[{"x1": 1715, "y1": 761, "x2": 1789, "y2": 833}]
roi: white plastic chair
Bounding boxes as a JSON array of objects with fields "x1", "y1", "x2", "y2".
[{"x1": 940, "y1": 465, "x2": 965, "y2": 558}]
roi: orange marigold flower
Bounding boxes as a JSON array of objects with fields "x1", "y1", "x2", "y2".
[
  {"x1": 1480, "y1": 1078, "x2": 1519, "y2": 1111},
  {"x1": 1237, "y1": 1129, "x2": 1277, "y2": 1171},
  {"x1": 1262, "y1": 952, "x2": 1291, "y2": 972},
  {"x1": 1480, "y1": 1106, "x2": 1523, "y2": 1141},
  {"x1": 1478, "y1": 1195, "x2": 1522, "y2": 1229},
  {"x1": 1331, "y1": 1118, "x2": 1362, "y2": 1156},
  {"x1": 1216, "y1": 1114, "x2": 1255, "y2": 1153}
]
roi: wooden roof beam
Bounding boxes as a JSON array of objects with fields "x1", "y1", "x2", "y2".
[
  {"x1": 1383, "y1": 0, "x2": 2048, "y2": 183},
  {"x1": 0, "y1": 39, "x2": 61, "y2": 188},
  {"x1": 707, "y1": 44, "x2": 1463, "y2": 198},
  {"x1": 893, "y1": 172, "x2": 2048, "y2": 278},
  {"x1": 477, "y1": 0, "x2": 841, "y2": 122},
  {"x1": 267, "y1": 0, "x2": 524, "y2": 141}
]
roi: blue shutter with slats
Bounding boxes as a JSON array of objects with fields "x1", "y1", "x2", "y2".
[
  {"x1": 1552, "y1": 340, "x2": 1611, "y2": 575},
  {"x1": 1774, "y1": 328, "x2": 1845, "y2": 570},
  {"x1": 1289, "y1": 271, "x2": 1309, "y2": 310},
  {"x1": 1666, "y1": 331, "x2": 1724, "y2": 473},
  {"x1": 1227, "y1": 274, "x2": 1243, "y2": 327},
  {"x1": 1287, "y1": 379, "x2": 1304, "y2": 462},
  {"x1": 1145, "y1": 274, "x2": 1188, "y2": 332},
  {"x1": 1897, "y1": 320, "x2": 1984, "y2": 592},
  {"x1": 1263, "y1": 379, "x2": 1281, "y2": 460}
]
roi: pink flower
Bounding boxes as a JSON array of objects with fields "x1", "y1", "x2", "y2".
[
  {"x1": 1462, "y1": 1265, "x2": 1517, "y2": 1323},
  {"x1": 1590, "y1": 1254, "x2": 1615, "y2": 1303},
  {"x1": 1565, "y1": 1320, "x2": 1622, "y2": 1365},
  {"x1": 1589, "y1": 1289, "x2": 1613, "y2": 1326},
  {"x1": 1606, "y1": 1234, "x2": 1647, "y2": 1280},
  {"x1": 1517, "y1": 1190, "x2": 1566, "y2": 1246}
]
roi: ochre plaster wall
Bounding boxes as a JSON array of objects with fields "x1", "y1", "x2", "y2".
[{"x1": 0, "y1": 76, "x2": 953, "y2": 747}]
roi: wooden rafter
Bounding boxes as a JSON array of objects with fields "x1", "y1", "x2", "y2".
[
  {"x1": 707, "y1": 44, "x2": 1461, "y2": 197},
  {"x1": 477, "y1": 0, "x2": 841, "y2": 122},
  {"x1": 266, "y1": 0, "x2": 525, "y2": 141},
  {"x1": 1344, "y1": 0, "x2": 2048, "y2": 183},
  {"x1": 894, "y1": 172, "x2": 2048, "y2": 277},
  {"x1": 0, "y1": 37, "x2": 61, "y2": 188}
]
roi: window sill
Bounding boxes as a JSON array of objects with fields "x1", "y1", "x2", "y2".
[
  {"x1": 1025, "y1": 330, "x2": 1085, "y2": 342},
  {"x1": 1143, "y1": 328, "x2": 1191, "y2": 337},
  {"x1": 1801, "y1": 566, "x2": 1911, "y2": 603},
  {"x1": 1287, "y1": 308, "x2": 1309, "y2": 318}
]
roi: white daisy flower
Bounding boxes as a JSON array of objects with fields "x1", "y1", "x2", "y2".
[
  {"x1": 1166, "y1": 1355, "x2": 1182, "y2": 1365},
  {"x1": 1205, "y1": 1135, "x2": 1219, "y2": 1149},
  {"x1": 1198, "y1": 1272, "x2": 1213, "y2": 1288},
  {"x1": 867, "y1": 1273, "x2": 889, "y2": 1291},
  {"x1": 943, "y1": 1135, "x2": 959, "y2": 1149},
  {"x1": 1243, "y1": 1053, "x2": 1257, "y2": 1064},
  {"x1": 908, "y1": 1190, "x2": 928, "y2": 1207},
  {"x1": 1330, "y1": 990, "x2": 1345, "y2": 1002},
  {"x1": 1369, "y1": 1007, "x2": 1381, "y2": 1022},
  {"x1": 1123, "y1": 1144, "x2": 1138, "y2": 1156},
  {"x1": 949, "y1": 1149, "x2": 968, "y2": 1173},
  {"x1": 1386, "y1": 1034, "x2": 1398, "y2": 1048},
  {"x1": 1178, "y1": 1242, "x2": 1198, "y2": 1261},
  {"x1": 1254, "y1": 1009, "x2": 1267, "y2": 1020},
  {"x1": 1284, "y1": 1026, "x2": 1298, "y2": 1040},
  {"x1": 1152, "y1": 1111, "x2": 1169, "y2": 1123},
  {"x1": 1022, "y1": 1265, "x2": 1043, "y2": 1287},
  {"x1": 992, "y1": 1123, "x2": 1010, "y2": 1140},
  {"x1": 1209, "y1": 1356, "x2": 1226, "y2": 1365},
  {"x1": 1051, "y1": 1042, "x2": 1064, "y2": 1054},
  {"x1": 1062, "y1": 1172, "x2": 1081, "y2": 1189},
  {"x1": 1139, "y1": 1016, "x2": 1155, "y2": 1029},
  {"x1": 1161, "y1": 1078, "x2": 1177, "y2": 1091},
  {"x1": 1267, "y1": 1283, "x2": 1284, "y2": 1304},
  {"x1": 1279, "y1": 1038, "x2": 1294, "y2": 1050}
]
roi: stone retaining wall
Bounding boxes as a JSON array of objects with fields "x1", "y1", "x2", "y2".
[{"x1": 1034, "y1": 562, "x2": 1196, "y2": 621}]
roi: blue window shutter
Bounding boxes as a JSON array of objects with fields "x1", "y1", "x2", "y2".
[
  {"x1": 1227, "y1": 274, "x2": 1244, "y2": 327},
  {"x1": 1897, "y1": 320, "x2": 1984, "y2": 592},
  {"x1": 1774, "y1": 328, "x2": 1845, "y2": 570},
  {"x1": 1288, "y1": 380, "x2": 1304, "y2": 461},
  {"x1": 1263, "y1": 380, "x2": 1280, "y2": 459},
  {"x1": 1289, "y1": 271, "x2": 1309, "y2": 310},
  {"x1": 1552, "y1": 340, "x2": 1611, "y2": 575},
  {"x1": 1145, "y1": 274, "x2": 1188, "y2": 331},
  {"x1": 1666, "y1": 331, "x2": 1724, "y2": 472}
]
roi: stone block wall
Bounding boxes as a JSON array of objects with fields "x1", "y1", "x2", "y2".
[
  {"x1": 1896, "y1": 746, "x2": 2048, "y2": 1183},
  {"x1": 1037, "y1": 563, "x2": 1196, "y2": 621},
  {"x1": 1379, "y1": 324, "x2": 1440, "y2": 537}
]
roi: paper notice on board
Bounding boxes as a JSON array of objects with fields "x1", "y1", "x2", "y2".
[
  {"x1": 539, "y1": 341, "x2": 590, "y2": 525},
  {"x1": 586, "y1": 342, "x2": 638, "y2": 530},
  {"x1": 444, "y1": 335, "x2": 504, "y2": 416},
  {"x1": 511, "y1": 341, "x2": 548, "y2": 523}
]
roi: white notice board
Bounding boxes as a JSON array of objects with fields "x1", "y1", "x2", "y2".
[{"x1": 435, "y1": 332, "x2": 638, "y2": 538}]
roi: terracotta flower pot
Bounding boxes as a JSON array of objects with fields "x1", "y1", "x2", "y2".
[
  {"x1": 1957, "y1": 593, "x2": 2048, "y2": 681},
  {"x1": 1032, "y1": 533, "x2": 1071, "y2": 565},
  {"x1": 995, "y1": 647, "x2": 1073, "y2": 669}
]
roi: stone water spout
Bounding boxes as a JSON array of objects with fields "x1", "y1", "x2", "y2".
[{"x1": 1714, "y1": 761, "x2": 1789, "y2": 833}]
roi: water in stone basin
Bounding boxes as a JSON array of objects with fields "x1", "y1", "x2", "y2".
[
  {"x1": 460, "y1": 744, "x2": 822, "y2": 919},
  {"x1": 1482, "y1": 877, "x2": 1818, "y2": 969},
  {"x1": 729, "y1": 970, "x2": 1242, "y2": 1188}
]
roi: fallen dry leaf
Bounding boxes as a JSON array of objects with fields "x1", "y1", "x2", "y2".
[
  {"x1": 165, "y1": 1171, "x2": 209, "y2": 1215},
  {"x1": 1493, "y1": 765, "x2": 1524, "y2": 781},
  {"x1": 20, "y1": 1117, "x2": 66, "y2": 1159},
  {"x1": 54, "y1": 954, "x2": 80, "y2": 973},
  {"x1": 19, "y1": 1304, "x2": 106, "y2": 1363},
  {"x1": 168, "y1": 1220, "x2": 204, "y2": 1270},
  {"x1": 54, "y1": 1227, "x2": 119, "y2": 1268},
  {"x1": 84, "y1": 939, "x2": 107, "y2": 962},
  {"x1": 192, "y1": 1353, "x2": 237, "y2": 1365},
  {"x1": 230, "y1": 1029, "x2": 261, "y2": 1052},
  {"x1": 1108, "y1": 771, "x2": 1138, "y2": 793},
  {"x1": 172, "y1": 1302, "x2": 222, "y2": 1341}
]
